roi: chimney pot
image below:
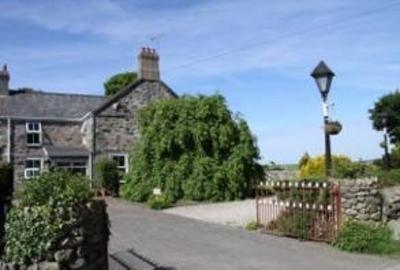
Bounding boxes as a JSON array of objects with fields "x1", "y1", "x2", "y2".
[{"x1": 0, "y1": 63, "x2": 10, "y2": 95}]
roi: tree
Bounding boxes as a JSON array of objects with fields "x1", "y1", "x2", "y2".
[
  {"x1": 122, "y1": 95, "x2": 264, "y2": 203},
  {"x1": 103, "y1": 72, "x2": 138, "y2": 97},
  {"x1": 298, "y1": 152, "x2": 310, "y2": 169},
  {"x1": 369, "y1": 90, "x2": 400, "y2": 144}
]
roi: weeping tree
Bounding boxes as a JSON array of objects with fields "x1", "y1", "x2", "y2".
[{"x1": 122, "y1": 95, "x2": 264, "y2": 203}]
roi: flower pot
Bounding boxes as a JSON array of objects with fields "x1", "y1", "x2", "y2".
[{"x1": 325, "y1": 121, "x2": 342, "y2": 135}]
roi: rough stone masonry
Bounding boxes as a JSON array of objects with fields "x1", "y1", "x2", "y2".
[
  {"x1": 0, "y1": 199, "x2": 109, "y2": 270},
  {"x1": 340, "y1": 177, "x2": 400, "y2": 240}
]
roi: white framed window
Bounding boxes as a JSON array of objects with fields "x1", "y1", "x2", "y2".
[
  {"x1": 26, "y1": 122, "x2": 42, "y2": 146},
  {"x1": 111, "y1": 153, "x2": 129, "y2": 174},
  {"x1": 55, "y1": 160, "x2": 87, "y2": 176},
  {"x1": 24, "y1": 158, "x2": 42, "y2": 179}
]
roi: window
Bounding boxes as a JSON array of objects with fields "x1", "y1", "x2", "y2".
[
  {"x1": 26, "y1": 122, "x2": 42, "y2": 146},
  {"x1": 111, "y1": 154, "x2": 128, "y2": 174},
  {"x1": 55, "y1": 160, "x2": 87, "y2": 175},
  {"x1": 24, "y1": 158, "x2": 42, "y2": 179}
]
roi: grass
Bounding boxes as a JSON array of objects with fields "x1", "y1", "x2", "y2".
[{"x1": 245, "y1": 221, "x2": 262, "y2": 231}]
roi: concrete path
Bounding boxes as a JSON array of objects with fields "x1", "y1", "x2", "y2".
[
  {"x1": 108, "y1": 198, "x2": 400, "y2": 270},
  {"x1": 163, "y1": 199, "x2": 255, "y2": 227}
]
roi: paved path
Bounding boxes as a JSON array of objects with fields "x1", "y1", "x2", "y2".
[
  {"x1": 108, "y1": 198, "x2": 400, "y2": 270},
  {"x1": 163, "y1": 199, "x2": 255, "y2": 227}
]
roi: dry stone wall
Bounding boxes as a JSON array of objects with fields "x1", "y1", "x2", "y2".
[
  {"x1": 340, "y1": 178, "x2": 382, "y2": 222},
  {"x1": 340, "y1": 178, "x2": 400, "y2": 240},
  {"x1": 0, "y1": 199, "x2": 109, "y2": 270}
]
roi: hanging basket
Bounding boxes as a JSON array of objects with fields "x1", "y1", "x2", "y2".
[{"x1": 325, "y1": 121, "x2": 342, "y2": 135}]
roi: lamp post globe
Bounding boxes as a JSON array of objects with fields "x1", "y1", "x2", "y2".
[{"x1": 311, "y1": 61, "x2": 335, "y2": 101}]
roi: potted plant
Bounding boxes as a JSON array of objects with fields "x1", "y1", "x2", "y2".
[{"x1": 325, "y1": 121, "x2": 342, "y2": 135}]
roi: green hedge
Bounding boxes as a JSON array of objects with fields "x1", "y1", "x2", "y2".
[
  {"x1": 21, "y1": 170, "x2": 93, "y2": 208},
  {"x1": 94, "y1": 158, "x2": 120, "y2": 196},
  {"x1": 3, "y1": 170, "x2": 93, "y2": 264}
]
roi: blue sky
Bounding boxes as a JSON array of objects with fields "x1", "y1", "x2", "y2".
[{"x1": 0, "y1": 0, "x2": 399, "y2": 164}]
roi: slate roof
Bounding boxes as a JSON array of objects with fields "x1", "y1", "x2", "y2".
[
  {"x1": 44, "y1": 145, "x2": 89, "y2": 158},
  {"x1": 0, "y1": 89, "x2": 106, "y2": 119}
]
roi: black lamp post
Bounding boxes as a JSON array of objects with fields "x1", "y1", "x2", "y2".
[
  {"x1": 311, "y1": 61, "x2": 335, "y2": 177},
  {"x1": 381, "y1": 116, "x2": 391, "y2": 169}
]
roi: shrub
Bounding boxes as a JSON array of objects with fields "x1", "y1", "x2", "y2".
[
  {"x1": 0, "y1": 162, "x2": 13, "y2": 202},
  {"x1": 21, "y1": 170, "x2": 93, "y2": 208},
  {"x1": 122, "y1": 95, "x2": 264, "y2": 203},
  {"x1": 299, "y1": 155, "x2": 377, "y2": 179},
  {"x1": 377, "y1": 168, "x2": 400, "y2": 187},
  {"x1": 3, "y1": 206, "x2": 61, "y2": 264},
  {"x1": 3, "y1": 170, "x2": 94, "y2": 264},
  {"x1": 245, "y1": 221, "x2": 261, "y2": 231},
  {"x1": 267, "y1": 210, "x2": 314, "y2": 239},
  {"x1": 147, "y1": 194, "x2": 172, "y2": 210},
  {"x1": 334, "y1": 221, "x2": 399, "y2": 254},
  {"x1": 94, "y1": 158, "x2": 120, "y2": 196}
]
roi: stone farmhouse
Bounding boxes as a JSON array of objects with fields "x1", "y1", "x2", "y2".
[{"x1": 0, "y1": 48, "x2": 177, "y2": 190}]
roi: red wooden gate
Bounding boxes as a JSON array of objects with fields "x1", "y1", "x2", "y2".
[{"x1": 256, "y1": 180, "x2": 341, "y2": 242}]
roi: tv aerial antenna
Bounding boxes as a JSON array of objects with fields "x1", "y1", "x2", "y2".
[{"x1": 149, "y1": 34, "x2": 163, "y2": 52}]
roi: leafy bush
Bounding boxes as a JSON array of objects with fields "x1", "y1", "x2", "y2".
[
  {"x1": 377, "y1": 168, "x2": 400, "y2": 187},
  {"x1": 3, "y1": 171, "x2": 94, "y2": 264},
  {"x1": 245, "y1": 221, "x2": 261, "y2": 231},
  {"x1": 3, "y1": 206, "x2": 61, "y2": 264},
  {"x1": 334, "y1": 221, "x2": 399, "y2": 254},
  {"x1": 147, "y1": 194, "x2": 172, "y2": 210},
  {"x1": 0, "y1": 162, "x2": 13, "y2": 202},
  {"x1": 104, "y1": 72, "x2": 137, "y2": 97},
  {"x1": 122, "y1": 95, "x2": 264, "y2": 203},
  {"x1": 299, "y1": 155, "x2": 377, "y2": 179},
  {"x1": 21, "y1": 170, "x2": 93, "y2": 208},
  {"x1": 94, "y1": 158, "x2": 120, "y2": 196}
]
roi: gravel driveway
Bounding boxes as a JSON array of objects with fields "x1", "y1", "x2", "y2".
[
  {"x1": 108, "y1": 198, "x2": 400, "y2": 270},
  {"x1": 163, "y1": 199, "x2": 256, "y2": 227}
]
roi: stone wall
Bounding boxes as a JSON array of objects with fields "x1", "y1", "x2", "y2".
[
  {"x1": 0, "y1": 199, "x2": 109, "y2": 270},
  {"x1": 340, "y1": 178, "x2": 382, "y2": 222},
  {"x1": 265, "y1": 169, "x2": 299, "y2": 181},
  {"x1": 95, "y1": 81, "x2": 175, "y2": 156},
  {"x1": 382, "y1": 186, "x2": 400, "y2": 240}
]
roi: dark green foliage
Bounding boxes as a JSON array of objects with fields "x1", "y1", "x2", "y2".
[
  {"x1": 21, "y1": 170, "x2": 93, "y2": 208},
  {"x1": 3, "y1": 171, "x2": 94, "y2": 264},
  {"x1": 0, "y1": 162, "x2": 13, "y2": 202},
  {"x1": 369, "y1": 91, "x2": 400, "y2": 144},
  {"x1": 122, "y1": 95, "x2": 264, "y2": 203},
  {"x1": 334, "y1": 221, "x2": 400, "y2": 254},
  {"x1": 147, "y1": 194, "x2": 172, "y2": 210},
  {"x1": 104, "y1": 72, "x2": 138, "y2": 97},
  {"x1": 4, "y1": 206, "x2": 61, "y2": 264},
  {"x1": 94, "y1": 158, "x2": 120, "y2": 196}
]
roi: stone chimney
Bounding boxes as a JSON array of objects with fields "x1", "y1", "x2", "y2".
[
  {"x1": 0, "y1": 65, "x2": 10, "y2": 95},
  {"x1": 138, "y1": 47, "x2": 160, "y2": 81}
]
